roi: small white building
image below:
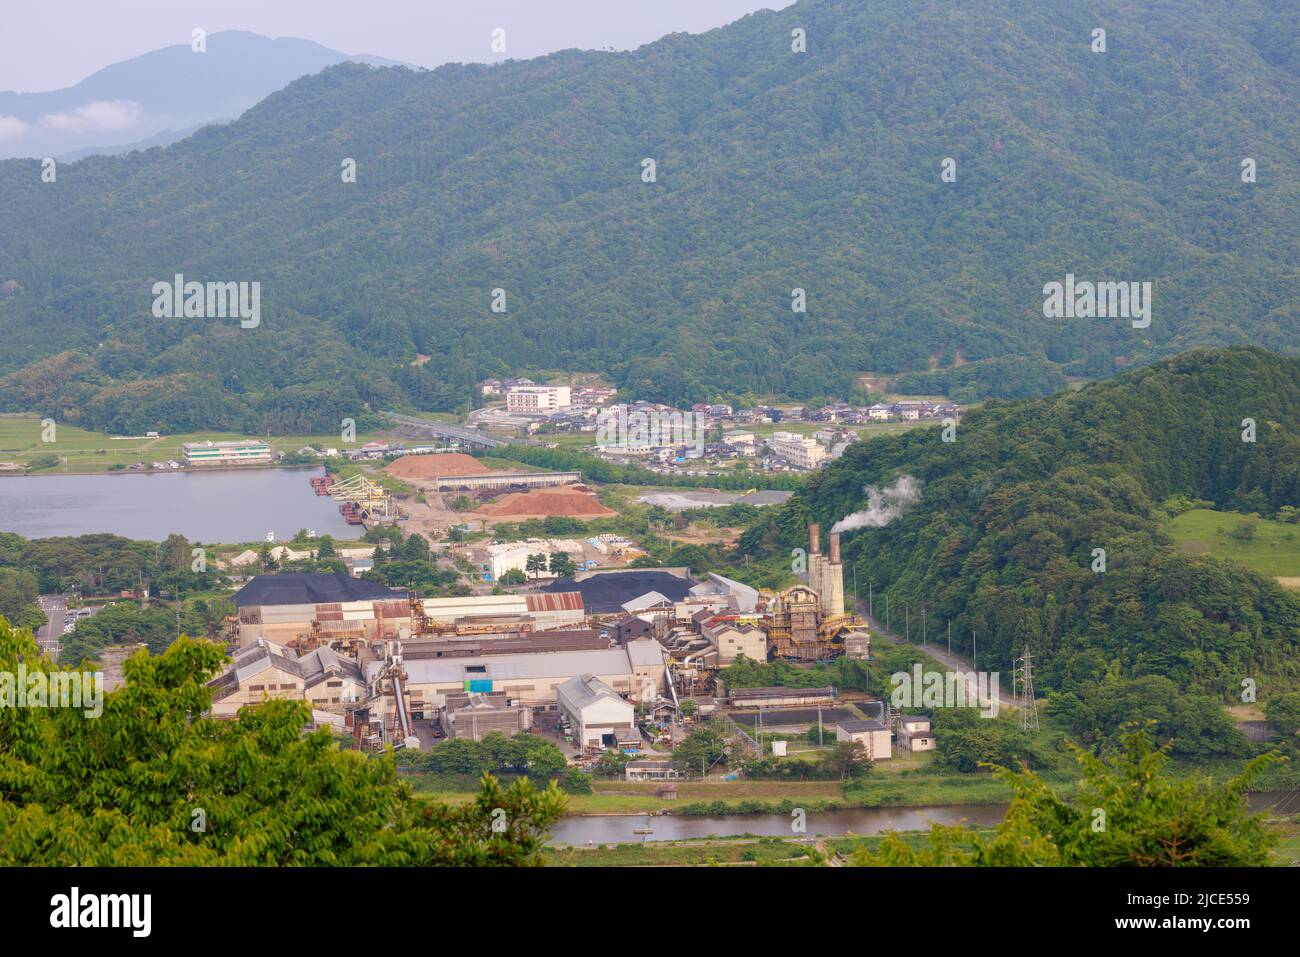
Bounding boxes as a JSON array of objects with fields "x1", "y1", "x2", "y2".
[
  {"x1": 557, "y1": 673, "x2": 637, "y2": 749},
  {"x1": 835, "y1": 719, "x2": 891, "y2": 761},
  {"x1": 897, "y1": 716, "x2": 935, "y2": 751}
]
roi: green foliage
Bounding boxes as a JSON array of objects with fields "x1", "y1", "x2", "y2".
[
  {"x1": 755, "y1": 348, "x2": 1300, "y2": 708},
  {"x1": 59, "y1": 602, "x2": 180, "y2": 664},
  {"x1": 4, "y1": 1, "x2": 1298, "y2": 430},
  {"x1": 931, "y1": 710, "x2": 1044, "y2": 773},
  {"x1": 497, "y1": 568, "x2": 527, "y2": 586},
  {"x1": 1264, "y1": 693, "x2": 1300, "y2": 740},
  {"x1": 672, "y1": 725, "x2": 729, "y2": 772},
  {"x1": 410, "y1": 732, "x2": 567, "y2": 781},
  {"x1": 854, "y1": 726, "x2": 1280, "y2": 866},
  {"x1": 1049, "y1": 675, "x2": 1248, "y2": 759},
  {"x1": 0, "y1": 618, "x2": 564, "y2": 865},
  {"x1": 0, "y1": 531, "x2": 224, "y2": 597},
  {"x1": 558, "y1": 769, "x2": 593, "y2": 795}
]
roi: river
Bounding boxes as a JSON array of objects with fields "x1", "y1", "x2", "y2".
[
  {"x1": 0, "y1": 468, "x2": 361, "y2": 542},
  {"x1": 547, "y1": 791, "x2": 1297, "y2": 845}
]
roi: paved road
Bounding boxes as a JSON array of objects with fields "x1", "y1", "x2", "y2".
[
  {"x1": 35, "y1": 594, "x2": 65, "y2": 659},
  {"x1": 853, "y1": 597, "x2": 1020, "y2": 712}
]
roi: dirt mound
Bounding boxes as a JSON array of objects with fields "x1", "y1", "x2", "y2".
[
  {"x1": 477, "y1": 486, "x2": 617, "y2": 519},
  {"x1": 386, "y1": 453, "x2": 490, "y2": 479}
]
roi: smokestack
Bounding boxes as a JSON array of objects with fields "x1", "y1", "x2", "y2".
[
  {"x1": 829, "y1": 533, "x2": 841, "y2": 565},
  {"x1": 809, "y1": 523, "x2": 821, "y2": 554}
]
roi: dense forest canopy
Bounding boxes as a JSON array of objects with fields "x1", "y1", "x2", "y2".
[
  {"x1": 745, "y1": 347, "x2": 1300, "y2": 701},
  {"x1": 1, "y1": 0, "x2": 1297, "y2": 432}
]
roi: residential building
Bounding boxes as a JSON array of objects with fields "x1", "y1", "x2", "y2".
[
  {"x1": 506, "y1": 385, "x2": 572, "y2": 413},
  {"x1": 898, "y1": 716, "x2": 936, "y2": 751},
  {"x1": 768, "y1": 431, "x2": 827, "y2": 469}
]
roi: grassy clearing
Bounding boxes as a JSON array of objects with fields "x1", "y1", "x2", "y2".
[
  {"x1": 0, "y1": 414, "x2": 395, "y2": 474},
  {"x1": 1166, "y1": 508, "x2": 1300, "y2": 580}
]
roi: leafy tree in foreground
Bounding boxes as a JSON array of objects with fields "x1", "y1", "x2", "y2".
[
  {"x1": 853, "y1": 725, "x2": 1280, "y2": 867},
  {"x1": 0, "y1": 617, "x2": 564, "y2": 865}
]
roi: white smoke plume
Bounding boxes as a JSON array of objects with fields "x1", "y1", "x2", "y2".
[{"x1": 830, "y1": 475, "x2": 921, "y2": 533}]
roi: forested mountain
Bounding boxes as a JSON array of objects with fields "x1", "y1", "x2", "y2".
[
  {"x1": 0, "y1": 31, "x2": 403, "y2": 160},
  {"x1": 1, "y1": 0, "x2": 1297, "y2": 433},
  {"x1": 746, "y1": 347, "x2": 1300, "y2": 733}
]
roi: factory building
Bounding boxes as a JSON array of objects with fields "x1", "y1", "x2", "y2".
[
  {"x1": 365, "y1": 638, "x2": 667, "y2": 713},
  {"x1": 440, "y1": 691, "x2": 531, "y2": 740},
  {"x1": 233, "y1": 574, "x2": 583, "y2": 648},
  {"x1": 207, "y1": 640, "x2": 365, "y2": 717},
  {"x1": 700, "y1": 618, "x2": 769, "y2": 666},
  {"x1": 234, "y1": 573, "x2": 410, "y2": 649},
  {"x1": 807, "y1": 524, "x2": 845, "y2": 618}
]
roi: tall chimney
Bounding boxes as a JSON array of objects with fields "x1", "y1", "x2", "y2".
[
  {"x1": 809, "y1": 523, "x2": 821, "y2": 554},
  {"x1": 829, "y1": 533, "x2": 841, "y2": 565}
]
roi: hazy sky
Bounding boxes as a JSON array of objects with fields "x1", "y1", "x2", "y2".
[{"x1": 1, "y1": 0, "x2": 791, "y2": 92}]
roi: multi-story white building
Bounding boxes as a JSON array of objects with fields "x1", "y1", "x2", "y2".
[
  {"x1": 182, "y1": 440, "x2": 272, "y2": 466},
  {"x1": 506, "y1": 385, "x2": 571, "y2": 413},
  {"x1": 768, "y1": 431, "x2": 827, "y2": 469}
]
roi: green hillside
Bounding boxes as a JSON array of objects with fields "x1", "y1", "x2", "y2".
[
  {"x1": 1, "y1": 0, "x2": 1298, "y2": 434},
  {"x1": 745, "y1": 347, "x2": 1300, "y2": 721}
]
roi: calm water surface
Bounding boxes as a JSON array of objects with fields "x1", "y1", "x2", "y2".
[{"x1": 0, "y1": 468, "x2": 360, "y2": 541}]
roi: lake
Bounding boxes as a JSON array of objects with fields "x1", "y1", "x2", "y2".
[{"x1": 0, "y1": 468, "x2": 361, "y2": 542}]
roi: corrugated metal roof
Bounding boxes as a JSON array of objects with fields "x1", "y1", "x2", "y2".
[{"x1": 526, "y1": 592, "x2": 584, "y2": 612}]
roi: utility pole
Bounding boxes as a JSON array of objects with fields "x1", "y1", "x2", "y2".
[
  {"x1": 818, "y1": 704, "x2": 823, "y2": 746},
  {"x1": 947, "y1": 620, "x2": 951, "y2": 656},
  {"x1": 972, "y1": 628, "x2": 977, "y2": 670},
  {"x1": 886, "y1": 596, "x2": 890, "y2": 633}
]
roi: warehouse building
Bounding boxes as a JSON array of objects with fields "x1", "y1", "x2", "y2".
[
  {"x1": 557, "y1": 674, "x2": 637, "y2": 749},
  {"x1": 729, "y1": 686, "x2": 836, "y2": 709},
  {"x1": 544, "y1": 568, "x2": 694, "y2": 614}
]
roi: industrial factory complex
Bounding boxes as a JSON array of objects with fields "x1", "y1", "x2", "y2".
[{"x1": 210, "y1": 525, "x2": 874, "y2": 754}]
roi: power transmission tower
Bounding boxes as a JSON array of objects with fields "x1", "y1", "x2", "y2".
[{"x1": 1020, "y1": 646, "x2": 1039, "y2": 731}]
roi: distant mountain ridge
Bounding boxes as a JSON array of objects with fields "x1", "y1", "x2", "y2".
[
  {"x1": 0, "y1": 0, "x2": 1297, "y2": 435},
  {"x1": 0, "y1": 31, "x2": 405, "y2": 159}
]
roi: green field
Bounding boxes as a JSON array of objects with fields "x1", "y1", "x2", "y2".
[
  {"x1": 0, "y1": 414, "x2": 396, "y2": 474},
  {"x1": 1166, "y1": 508, "x2": 1300, "y2": 582}
]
